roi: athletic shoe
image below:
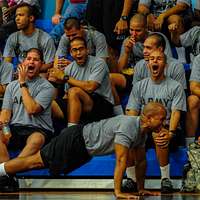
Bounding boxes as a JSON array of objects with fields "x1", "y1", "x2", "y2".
[
  {"x1": 161, "y1": 178, "x2": 173, "y2": 193},
  {"x1": 121, "y1": 178, "x2": 138, "y2": 192}
]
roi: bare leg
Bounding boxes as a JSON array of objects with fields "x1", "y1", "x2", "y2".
[
  {"x1": 4, "y1": 151, "x2": 44, "y2": 175},
  {"x1": 67, "y1": 87, "x2": 93, "y2": 123},
  {"x1": 18, "y1": 132, "x2": 45, "y2": 158},
  {"x1": 0, "y1": 131, "x2": 10, "y2": 163},
  {"x1": 186, "y1": 95, "x2": 200, "y2": 137}
]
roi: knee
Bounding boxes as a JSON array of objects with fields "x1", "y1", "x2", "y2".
[
  {"x1": 68, "y1": 87, "x2": 82, "y2": 99},
  {"x1": 187, "y1": 95, "x2": 200, "y2": 110}
]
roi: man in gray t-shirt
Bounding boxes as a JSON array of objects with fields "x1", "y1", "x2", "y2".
[
  {"x1": 0, "y1": 102, "x2": 167, "y2": 198},
  {"x1": 0, "y1": 49, "x2": 55, "y2": 176},
  {"x1": 3, "y1": 4, "x2": 56, "y2": 72},
  {"x1": 132, "y1": 33, "x2": 186, "y2": 89},
  {"x1": 137, "y1": 0, "x2": 192, "y2": 32},
  {"x1": 125, "y1": 50, "x2": 186, "y2": 193},
  {"x1": 49, "y1": 37, "x2": 114, "y2": 127},
  {"x1": 185, "y1": 54, "x2": 200, "y2": 146}
]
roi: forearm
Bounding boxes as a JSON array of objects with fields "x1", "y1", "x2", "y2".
[
  {"x1": 118, "y1": 53, "x2": 130, "y2": 72},
  {"x1": 169, "y1": 110, "x2": 181, "y2": 131},
  {"x1": 121, "y1": 0, "x2": 134, "y2": 17},
  {"x1": 0, "y1": 109, "x2": 11, "y2": 123},
  {"x1": 161, "y1": 3, "x2": 188, "y2": 19},
  {"x1": 40, "y1": 63, "x2": 53, "y2": 73},
  {"x1": 137, "y1": 4, "x2": 150, "y2": 15},
  {"x1": 190, "y1": 83, "x2": 200, "y2": 97},
  {"x1": 0, "y1": 84, "x2": 6, "y2": 96},
  {"x1": 135, "y1": 159, "x2": 146, "y2": 191},
  {"x1": 55, "y1": 0, "x2": 64, "y2": 14},
  {"x1": 20, "y1": 87, "x2": 41, "y2": 115},
  {"x1": 67, "y1": 78, "x2": 98, "y2": 93}
]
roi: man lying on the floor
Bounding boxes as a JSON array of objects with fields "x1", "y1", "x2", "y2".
[{"x1": 0, "y1": 102, "x2": 166, "y2": 199}]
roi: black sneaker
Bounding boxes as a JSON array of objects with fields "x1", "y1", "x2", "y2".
[
  {"x1": 161, "y1": 178, "x2": 173, "y2": 193},
  {"x1": 121, "y1": 178, "x2": 138, "y2": 192},
  {"x1": 0, "y1": 175, "x2": 19, "y2": 192}
]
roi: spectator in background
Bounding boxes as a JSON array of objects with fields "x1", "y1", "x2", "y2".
[
  {"x1": 0, "y1": 50, "x2": 14, "y2": 107},
  {"x1": 137, "y1": 0, "x2": 193, "y2": 34},
  {"x1": 0, "y1": 48, "x2": 55, "y2": 192},
  {"x1": 125, "y1": 50, "x2": 186, "y2": 193},
  {"x1": 85, "y1": 0, "x2": 139, "y2": 51},
  {"x1": 0, "y1": 0, "x2": 40, "y2": 51},
  {"x1": 3, "y1": 3, "x2": 56, "y2": 73},
  {"x1": 185, "y1": 54, "x2": 200, "y2": 147},
  {"x1": 50, "y1": 0, "x2": 87, "y2": 45},
  {"x1": 49, "y1": 37, "x2": 114, "y2": 127},
  {"x1": 192, "y1": 0, "x2": 200, "y2": 26}
]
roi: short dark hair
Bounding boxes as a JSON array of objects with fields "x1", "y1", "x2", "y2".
[
  {"x1": 64, "y1": 17, "x2": 81, "y2": 31},
  {"x1": 25, "y1": 48, "x2": 43, "y2": 61},
  {"x1": 148, "y1": 33, "x2": 166, "y2": 50},
  {"x1": 69, "y1": 37, "x2": 87, "y2": 48},
  {"x1": 16, "y1": 3, "x2": 39, "y2": 19}
]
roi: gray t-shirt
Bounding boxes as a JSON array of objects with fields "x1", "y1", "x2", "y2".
[
  {"x1": 126, "y1": 77, "x2": 186, "y2": 123},
  {"x1": 195, "y1": 0, "x2": 200, "y2": 10},
  {"x1": 120, "y1": 31, "x2": 172, "y2": 67},
  {"x1": 139, "y1": 0, "x2": 191, "y2": 16},
  {"x1": 64, "y1": 56, "x2": 114, "y2": 104},
  {"x1": 190, "y1": 54, "x2": 200, "y2": 82},
  {"x1": 3, "y1": 29, "x2": 56, "y2": 64},
  {"x1": 180, "y1": 26, "x2": 200, "y2": 57},
  {"x1": 0, "y1": 60, "x2": 13, "y2": 85},
  {"x1": 132, "y1": 56, "x2": 187, "y2": 89},
  {"x1": 56, "y1": 29, "x2": 108, "y2": 58},
  {"x1": 2, "y1": 77, "x2": 55, "y2": 132},
  {"x1": 83, "y1": 115, "x2": 146, "y2": 156}
]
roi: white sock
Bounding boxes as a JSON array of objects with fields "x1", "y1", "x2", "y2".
[
  {"x1": 186, "y1": 137, "x2": 195, "y2": 147},
  {"x1": 0, "y1": 163, "x2": 7, "y2": 176},
  {"x1": 126, "y1": 166, "x2": 136, "y2": 182},
  {"x1": 113, "y1": 105, "x2": 124, "y2": 115},
  {"x1": 67, "y1": 122, "x2": 77, "y2": 127},
  {"x1": 160, "y1": 164, "x2": 170, "y2": 180}
]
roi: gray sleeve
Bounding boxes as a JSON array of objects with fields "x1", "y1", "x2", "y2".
[
  {"x1": 177, "y1": 0, "x2": 191, "y2": 6},
  {"x1": 180, "y1": 27, "x2": 196, "y2": 48},
  {"x1": 114, "y1": 134, "x2": 131, "y2": 148},
  {"x1": 190, "y1": 55, "x2": 200, "y2": 82},
  {"x1": 93, "y1": 31, "x2": 108, "y2": 58},
  {"x1": 41, "y1": 36, "x2": 56, "y2": 64},
  {"x1": 88, "y1": 59, "x2": 107, "y2": 84},
  {"x1": 0, "y1": 62, "x2": 14, "y2": 85},
  {"x1": 2, "y1": 84, "x2": 13, "y2": 110},
  {"x1": 35, "y1": 84, "x2": 55, "y2": 110},
  {"x1": 56, "y1": 35, "x2": 69, "y2": 57},
  {"x1": 171, "y1": 83, "x2": 187, "y2": 112},
  {"x1": 138, "y1": 0, "x2": 151, "y2": 7},
  {"x1": 3, "y1": 33, "x2": 17, "y2": 58},
  {"x1": 126, "y1": 84, "x2": 142, "y2": 112},
  {"x1": 169, "y1": 62, "x2": 187, "y2": 89},
  {"x1": 132, "y1": 62, "x2": 144, "y2": 85}
]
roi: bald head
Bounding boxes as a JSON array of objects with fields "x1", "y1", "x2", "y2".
[
  {"x1": 130, "y1": 13, "x2": 147, "y2": 27},
  {"x1": 142, "y1": 102, "x2": 167, "y2": 118}
]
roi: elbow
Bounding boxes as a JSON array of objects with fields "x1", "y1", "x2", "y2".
[{"x1": 26, "y1": 106, "x2": 42, "y2": 115}]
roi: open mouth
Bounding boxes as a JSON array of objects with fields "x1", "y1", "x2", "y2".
[
  {"x1": 28, "y1": 66, "x2": 35, "y2": 73},
  {"x1": 151, "y1": 64, "x2": 159, "y2": 74}
]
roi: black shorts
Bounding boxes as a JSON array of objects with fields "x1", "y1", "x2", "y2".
[
  {"x1": 55, "y1": 93, "x2": 114, "y2": 124},
  {"x1": 8, "y1": 125, "x2": 53, "y2": 151},
  {"x1": 40, "y1": 125, "x2": 91, "y2": 176}
]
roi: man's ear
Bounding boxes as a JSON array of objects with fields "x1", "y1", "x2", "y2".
[{"x1": 29, "y1": 15, "x2": 35, "y2": 23}]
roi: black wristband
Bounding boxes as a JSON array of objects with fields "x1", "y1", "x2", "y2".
[
  {"x1": 63, "y1": 74, "x2": 69, "y2": 82},
  {"x1": 20, "y1": 82, "x2": 28, "y2": 88},
  {"x1": 121, "y1": 16, "x2": 128, "y2": 21},
  {"x1": 169, "y1": 130, "x2": 176, "y2": 137}
]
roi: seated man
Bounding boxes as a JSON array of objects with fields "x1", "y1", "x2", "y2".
[
  {"x1": 0, "y1": 48, "x2": 55, "y2": 191},
  {"x1": 0, "y1": 102, "x2": 167, "y2": 198},
  {"x1": 49, "y1": 37, "x2": 114, "y2": 127},
  {"x1": 125, "y1": 50, "x2": 186, "y2": 193},
  {"x1": 168, "y1": 14, "x2": 200, "y2": 61},
  {"x1": 50, "y1": 0, "x2": 87, "y2": 45},
  {"x1": 185, "y1": 54, "x2": 200, "y2": 146},
  {"x1": 132, "y1": 33, "x2": 187, "y2": 90},
  {"x1": 3, "y1": 3, "x2": 56, "y2": 72},
  {"x1": 137, "y1": 0, "x2": 192, "y2": 32}
]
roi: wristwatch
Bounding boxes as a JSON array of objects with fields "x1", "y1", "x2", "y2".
[
  {"x1": 121, "y1": 16, "x2": 128, "y2": 21},
  {"x1": 20, "y1": 82, "x2": 28, "y2": 88},
  {"x1": 169, "y1": 130, "x2": 176, "y2": 138},
  {"x1": 63, "y1": 74, "x2": 69, "y2": 82}
]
